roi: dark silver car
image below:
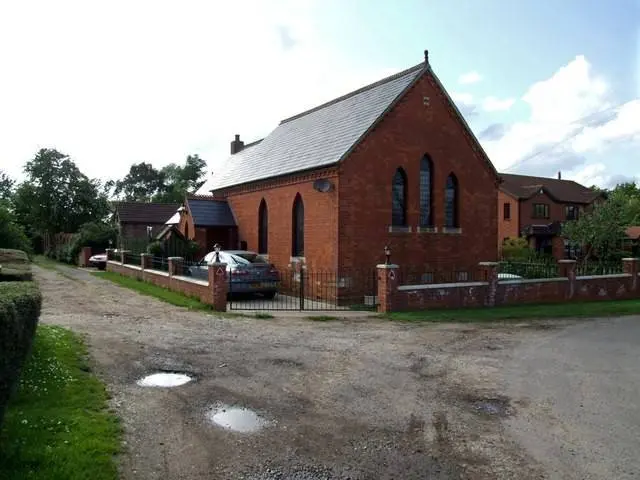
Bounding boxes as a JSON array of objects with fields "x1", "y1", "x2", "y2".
[{"x1": 187, "y1": 250, "x2": 280, "y2": 298}]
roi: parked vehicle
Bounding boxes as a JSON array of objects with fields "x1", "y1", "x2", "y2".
[
  {"x1": 497, "y1": 273, "x2": 523, "y2": 280},
  {"x1": 187, "y1": 250, "x2": 280, "y2": 298},
  {"x1": 89, "y1": 253, "x2": 107, "y2": 270}
]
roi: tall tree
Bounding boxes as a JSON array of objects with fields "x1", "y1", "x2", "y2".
[
  {"x1": 113, "y1": 162, "x2": 166, "y2": 202},
  {"x1": 12, "y1": 148, "x2": 109, "y2": 237},
  {"x1": 0, "y1": 170, "x2": 13, "y2": 202}
]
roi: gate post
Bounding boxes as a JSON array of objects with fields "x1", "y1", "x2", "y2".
[
  {"x1": 208, "y1": 262, "x2": 228, "y2": 312},
  {"x1": 377, "y1": 263, "x2": 399, "y2": 313},
  {"x1": 477, "y1": 262, "x2": 499, "y2": 307},
  {"x1": 558, "y1": 259, "x2": 577, "y2": 299},
  {"x1": 623, "y1": 258, "x2": 639, "y2": 293}
]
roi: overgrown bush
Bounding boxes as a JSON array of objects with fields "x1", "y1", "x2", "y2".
[
  {"x1": 0, "y1": 249, "x2": 32, "y2": 282},
  {"x1": 146, "y1": 240, "x2": 163, "y2": 256},
  {"x1": 501, "y1": 237, "x2": 534, "y2": 260},
  {"x1": 0, "y1": 204, "x2": 32, "y2": 256},
  {"x1": 0, "y1": 281, "x2": 42, "y2": 427}
]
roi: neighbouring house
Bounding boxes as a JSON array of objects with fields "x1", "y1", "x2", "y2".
[
  {"x1": 192, "y1": 50, "x2": 500, "y2": 297},
  {"x1": 169, "y1": 195, "x2": 238, "y2": 258},
  {"x1": 498, "y1": 172, "x2": 603, "y2": 259},
  {"x1": 112, "y1": 202, "x2": 180, "y2": 251},
  {"x1": 624, "y1": 226, "x2": 640, "y2": 257}
]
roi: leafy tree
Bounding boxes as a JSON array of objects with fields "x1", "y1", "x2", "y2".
[
  {"x1": 113, "y1": 162, "x2": 166, "y2": 202},
  {"x1": 563, "y1": 190, "x2": 628, "y2": 263},
  {"x1": 501, "y1": 237, "x2": 535, "y2": 260},
  {"x1": 12, "y1": 149, "x2": 110, "y2": 239},
  {"x1": 0, "y1": 170, "x2": 13, "y2": 202},
  {"x1": 113, "y1": 155, "x2": 207, "y2": 203},
  {"x1": 0, "y1": 203, "x2": 31, "y2": 253}
]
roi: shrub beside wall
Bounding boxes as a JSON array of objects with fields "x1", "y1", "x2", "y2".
[
  {"x1": 0, "y1": 281, "x2": 42, "y2": 428},
  {"x1": 0, "y1": 249, "x2": 32, "y2": 282}
]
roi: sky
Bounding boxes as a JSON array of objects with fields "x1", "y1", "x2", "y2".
[{"x1": 0, "y1": 0, "x2": 638, "y2": 189}]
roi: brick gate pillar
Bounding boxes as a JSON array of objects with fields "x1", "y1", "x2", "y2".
[
  {"x1": 78, "y1": 246, "x2": 92, "y2": 267},
  {"x1": 168, "y1": 257, "x2": 183, "y2": 276},
  {"x1": 119, "y1": 250, "x2": 130, "y2": 264},
  {"x1": 477, "y1": 262, "x2": 499, "y2": 307},
  {"x1": 623, "y1": 258, "x2": 639, "y2": 293},
  {"x1": 140, "y1": 253, "x2": 152, "y2": 270},
  {"x1": 558, "y1": 259, "x2": 577, "y2": 299},
  {"x1": 208, "y1": 262, "x2": 228, "y2": 312},
  {"x1": 377, "y1": 264, "x2": 399, "y2": 313}
]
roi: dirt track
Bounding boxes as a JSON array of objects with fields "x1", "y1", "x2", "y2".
[{"x1": 35, "y1": 265, "x2": 638, "y2": 479}]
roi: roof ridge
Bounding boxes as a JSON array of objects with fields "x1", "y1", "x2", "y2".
[
  {"x1": 279, "y1": 62, "x2": 426, "y2": 125},
  {"x1": 112, "y1": 201, "x2": 179, "y2": 206}
]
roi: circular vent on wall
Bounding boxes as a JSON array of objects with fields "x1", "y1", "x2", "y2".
[{"x1": 313, "y1": 178, "x2": 334, "y2": 193}]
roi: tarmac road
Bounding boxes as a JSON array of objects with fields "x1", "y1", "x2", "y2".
[{"x1": 505, "y1": 315, "x2": 640, "y2": 479}]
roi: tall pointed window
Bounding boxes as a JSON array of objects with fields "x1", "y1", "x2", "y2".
[
  {"x1": 258, "y1": 199, "x2": 268, "y2": 254},
  {"x1": 444, "y1": 173, "x2": 459, "y2": 228},
  {"x1": 292, "y1": 194, "x2": 304, "y2": 257},
  {"x1": 419, "y1": 155, "x2": 433, "y2": 227},
  {"x1": 392, "y1": 168, "x2": 407, "y2": 226}
]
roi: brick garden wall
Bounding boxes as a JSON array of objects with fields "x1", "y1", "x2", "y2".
[{"x1": 380, "y1": 259, "x2": 640, "y2": 313}]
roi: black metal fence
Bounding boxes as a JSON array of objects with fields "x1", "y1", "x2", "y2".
[
  {"x1": 228, "y1": 268, "x2": 377, "y2": 311},
  {"x1": 575, "y1": 261, "x2": 624, "y2": 277},
  {"x1": 397, "y1": 264, "x2": 480, "y2": 286},
  {"x1": 498, "y1": 260, "x2": 559, "y2": 279}
]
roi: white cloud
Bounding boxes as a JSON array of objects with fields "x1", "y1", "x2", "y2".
[
  {"x1": 0, "y1": 0, "x2": 397, "y2": 182},
  {"x1": 482, "y1": 96, "x2": 516, "y2": 112},
  {"x1": 458, "y1": 71, "x2": 483, "y2": 85},
  {"x1": 482, "y1": 55, "x2": 640, "y2": 186}
]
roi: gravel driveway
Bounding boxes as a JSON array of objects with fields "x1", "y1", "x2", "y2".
[{"x1": 35, "y1": 265, "x2": 640, "y2": 479}]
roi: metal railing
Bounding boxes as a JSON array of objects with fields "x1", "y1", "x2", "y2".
[
  {"x1": 498, "y1": 261, "x2": 559, "y2": 279},
  {"x1": 575, "y1": 261, "x2": 624, "y2": 277},
  {"x1": 398, "y1": 265, "x2": 478, "y2": 286}
]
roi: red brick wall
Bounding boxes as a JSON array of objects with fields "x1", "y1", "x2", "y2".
[
  {"x1": 390, "y1": 273, "x2": 639, "y2": 312},
  {"x1": 498, "y1": 190, "x2": 520, "y2": 253},
  {"x1": 519, "y1": 191, "x2": 566, "y2": 227},
  {"x1": 225, "y1": 173, "x2": 340, "y2": 272},
  {"x1": 338, "y1": 70, "x2": 499, "y2": 276}
]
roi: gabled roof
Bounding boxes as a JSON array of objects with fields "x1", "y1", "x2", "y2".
[
  {"x1": 186, "y1": 195, "x2": 236, "y2": 227},
  {"x1": 112, "y1": 202, "x2": 179, "y2": 224},
  {"x1": 206, "y1": 63, "x2": 427, "y2": 192},
  {"x1": 499, "y1": 173, "x2": 601, "y2": 204},
  {"x1": 154, "y1": 224, "x2": 187, "y2": 241}
]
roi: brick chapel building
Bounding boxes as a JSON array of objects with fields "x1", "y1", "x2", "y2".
[{"x1": 174, "y1": 51, "x2": 501, "y2": 291}]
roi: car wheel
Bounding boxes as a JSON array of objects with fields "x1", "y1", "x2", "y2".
[{"x1": 263, "y1": 291, "x2": 277, "y2": 300}]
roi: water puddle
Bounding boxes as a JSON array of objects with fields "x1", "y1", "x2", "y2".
[
  {"x1": 207, "y1": 404, "x2": 269, "y2": 433},
  {"x1": 472, "y1": 398, "x2": 510, "y2": 416},
  {"x1": 136, "y1": 372, "x2": 193, "y2": 387}
]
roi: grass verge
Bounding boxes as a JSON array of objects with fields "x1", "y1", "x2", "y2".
[
  {"x1": 32, "y1": 255, "x2": 60, "y2": 271},
  {"x1": 0, "y1": 325, "x2": 121, "y2": 480},
  {"x1": 387, "y1": 298, "x2": 640, "y2": 323},
  {"x1": 93, "y1": 271, "x2": 215, "y2": 311}
]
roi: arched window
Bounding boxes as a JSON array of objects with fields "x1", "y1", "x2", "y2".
[
  {"x1": 292, "y1": 194, "x2": 304, "y2": 257},
  {"x1": 258, "y1": 199, "x2": 268, "y2": 254},
  {"x1": 392, "y1": 168, "x2": 407, "y2": 226},
  {"x1": 419, "y1": 155, "x2": 433, "y2": 227},
  {"x1": 445, "y1": 173, "x2": 459, "y2": 228}
]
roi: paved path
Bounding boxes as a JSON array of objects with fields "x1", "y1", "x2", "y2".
[{"x1": 505, "y1": 316, "x2": 640, "y2": 479}]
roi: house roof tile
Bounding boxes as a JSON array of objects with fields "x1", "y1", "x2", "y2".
[
  {"x1": 205, "y1": 63, "x2": 426, "y2": 192},
  {"x1": 500, "y1": 173, "x2": 601, "y2": 204},
  {"x1": 113, "y1": 202, "x2": 179, "y2": 224}
]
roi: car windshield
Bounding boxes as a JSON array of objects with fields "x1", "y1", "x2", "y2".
[{"x1": 232, "y1": 252, "x2": 268, "y2": 264}]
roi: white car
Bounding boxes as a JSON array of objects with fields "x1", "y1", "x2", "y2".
[
  {"x1": 497, "y1": 273, "x2": 522, "y2": 280},
  {"x1": 89, "y1": 253, "x2": 107, "y2": 270}
]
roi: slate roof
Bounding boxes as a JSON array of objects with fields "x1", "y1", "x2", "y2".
[
  {"x1": 186, "y1": 196, "x2": 236, "y2": 227},
  {"x1": 500, "y1": 173, "x2": 601, "y2": 204},
  {"x1": 206, "y1": 63, "x2": 427, "y2": 192},
  {"x1": 113, "y1": 202, "x2": 179, "y2": 224}
]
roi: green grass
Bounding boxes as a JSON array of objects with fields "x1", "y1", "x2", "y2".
[
  {"x1": 33, "y1": 255, "x2": 61, "y2": 271},
  {"x1": 306, "y1": 315, "x2": 339, "y2": 321},
  {"x1": 387, "y1": 298, "x2": 640, "y2": 323},
  {"x1": 93, "y1": 271, "x2": 217, "y2": 311},
  {"x1": 253, "y1": 312, "x2": 274, "y2": 319},
  {"x1": 0, "y1": 325, "x2": 121, "y2": 480}
]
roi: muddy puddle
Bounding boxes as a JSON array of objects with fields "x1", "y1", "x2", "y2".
[
  {"x1": 207, "y1": 404, "x2": 270, "y2": 433},
  {"x1": 136, "y1": 372, "x2": 193, "y2": 387}
]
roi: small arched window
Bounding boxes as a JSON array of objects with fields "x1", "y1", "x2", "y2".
[
  {"x1": 445, "y1": 173, "x2": 459, "y2": 228},
  {"x1": 419, "y1": 155, "x2": 433, "y2": 227},
  {"x1": 392, "y1": 168, "x2": 407, "y2": 226},
  {"x1": 292, "y1": 194, "x2": 304, "y2": 257},
  {"x1": 258, "y1": 199, "x2": 268, "y2": 254}
]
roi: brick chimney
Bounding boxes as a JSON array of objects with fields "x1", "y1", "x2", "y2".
[
  {"x1": 557, "y1": 171, "x2": 562, "y2": 180},
  {"x1": 230, "y1": 134, "x2": 245, "y2": 155}
]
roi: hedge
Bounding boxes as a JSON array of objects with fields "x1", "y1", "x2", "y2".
[
  {"x1": 0, "y1": 281, "x2": 42, "y2": 428},
  {"x1": 0, "y1": 249, "x2": 32, "y2": 282}
]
